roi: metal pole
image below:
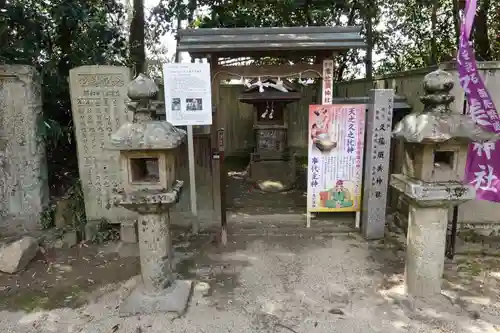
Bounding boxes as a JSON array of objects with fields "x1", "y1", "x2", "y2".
[
  {"x1": 447, "y1": 4, "x2": 474, "y2": 259},
  {"x1": 446, "y1": 91, "x2": 467, "y2": 259},
  {"x1": 217, "y1": 128, "x2": 227, "y2": 245},
  {"x1": 174, "y1": 4, "x2": 199, "y2": 233}
]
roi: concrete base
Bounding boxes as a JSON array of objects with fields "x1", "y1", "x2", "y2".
[{"x1": 119, "y1": 280, "x2": 193, "y2": 317}]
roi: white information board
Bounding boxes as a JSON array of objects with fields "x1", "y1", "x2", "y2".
[{"x1": 162, "y1": 63, "x2": 212, "y2": 126}]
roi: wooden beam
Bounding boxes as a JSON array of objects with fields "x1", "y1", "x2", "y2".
[
  {"x1": 208, "y1": 55, "x2": 226, "y2": 245},
  {"x1": 191, "y1": 50, "x2": 334, "y2": 60},
  {"x1": 179, "y1": 26, "x2": 362, "y2": 37},
  {"x1": 213, "y1": 64, "x2": 323, "y2": 80}
]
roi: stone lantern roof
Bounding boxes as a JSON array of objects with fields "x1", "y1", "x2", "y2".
[
  {"x1": 392, "y1": 69, "x2": 500, "y2": 144},
  {"x1": 108, "y1": 122, "x2": 186, "y2": 150},
  {"x1": 107, "y1": 74, "x2": 186, "y2": 151}
]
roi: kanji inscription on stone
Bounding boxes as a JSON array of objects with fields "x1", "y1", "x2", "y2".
[
  {"x1": 0, "y1": 65, "x2": 49, "y2": 233},
  {"x1": 69, "y1": 66, "x2": 136, "y2": 224},
  {"x1": 361, "y1": 89, "x2": 395, "y2": 239}
]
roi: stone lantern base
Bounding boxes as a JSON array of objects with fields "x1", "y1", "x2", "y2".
[
  {"x1": 114, "y1": 181, "x2": 193, "y2": 317},
  {"x1": 390, "y1": 174, "x2": 475, "y2": 298},
  {"x1": 119, "y1": 280, "x2": 193, "y2": 317}
]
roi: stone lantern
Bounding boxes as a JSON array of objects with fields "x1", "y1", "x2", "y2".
[
  {"x1": 390, "y1": 69, "x2": 500, "y2": 298},
  {"x1": 107, "y1": 74, "x2": 191, "y2": 316}
]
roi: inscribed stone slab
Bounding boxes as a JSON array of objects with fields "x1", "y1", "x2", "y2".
[
  {"x1": 0, "y1": 65, "x2": 49, "y2": 234},
  {"x1": 361, "y1": 89, "x2": 395, "y2": 240},
  {"x1": 69, "y1": 66, "x2": 136, "y2": 224}
]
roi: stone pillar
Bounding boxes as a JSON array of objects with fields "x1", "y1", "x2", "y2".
[
  {"x1": 405, "y1": 206, "x2": 448, "y2": 297},
  {"x1": 361, "y1": 89, "x2": 395, "y2": 239},
  {"x1": 137, "y1": 213, "x2": 173, "y2": 292},
  {"x1": 0, "y1": 65, "x2": 48, "y2": 234}
]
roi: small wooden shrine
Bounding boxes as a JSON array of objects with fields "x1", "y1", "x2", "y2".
[{"x1": 239, "y1": 78, "x2": 301, "y2": 191}]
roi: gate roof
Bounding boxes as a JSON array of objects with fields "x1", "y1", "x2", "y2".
[{"x1": 177, "y1": 26, "x2": 366, "y2": 59}]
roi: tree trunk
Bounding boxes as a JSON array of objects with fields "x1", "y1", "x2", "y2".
[
  {"x1": 175, "y1": 0, "x2": 183, "y2": 63},
  {"x1": 452, "y1": 0, "x2": 460, "y2": 48},
  {"x1": 430, "y1": 0, "x2": 438, "y2": 65},
  {"x1": 129, "y1": 0, "x2": 146, "y2": 75},
  {"x1": 304, "y1": 0, "x2": 313, "y2": 26},
  {"x1": 187, "y1": 0, "x2": 197, "y2": 26},
  {"x1": 0, "y1": 0, "x2": 7, "y2": 51},
  {"x1": 474, "y1": 0, "x2": 491, "y2": 60},
  {"x1": 365, "y1": 0, "x2": 373, "y2": 81}
]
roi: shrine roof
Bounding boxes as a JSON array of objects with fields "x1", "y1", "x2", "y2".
[{"x1": 177, "y1": 26, "x2": 366, "y2": 58}]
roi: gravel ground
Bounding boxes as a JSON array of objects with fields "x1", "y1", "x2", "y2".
[{"x1": 1, "y1": 232, "x2": 499, "y2": 333}]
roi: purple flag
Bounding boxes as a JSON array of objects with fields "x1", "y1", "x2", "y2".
[
  {"x1": 458, "y1": 0, "x2": 500, "y2": 200},
  {"x1": 463, "y1": 0, "x2": 477, "y2": 39}
]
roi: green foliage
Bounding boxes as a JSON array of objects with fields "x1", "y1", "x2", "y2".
[
  {"x1": 149, "y1": 0, "x2": 500, "y2": 78},
  {"x1": 91, "y1": 219, "x2": 120, "y2": 243},
  {"x1": 0, "y1": 0, "x2": 129, "y2": 196},
  {"x1": 40, "y1": 204, "x2": 56, "y2": 230},
  {"x1": 149, "y1": 0, "x2": 373, "y2": 80},
  {"x1": 374, "y1": 0, "x2": 457, "y2": 75},
  {"x1": 66, "y1": 180, "x2": 87, "y2": 233}
]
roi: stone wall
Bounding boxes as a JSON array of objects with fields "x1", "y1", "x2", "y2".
[{"x1": 0, "y1": 65, "x2": 49, "y2": 234}]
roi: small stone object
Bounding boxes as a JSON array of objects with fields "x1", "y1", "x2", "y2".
[
  {"x1": 84, "y1": 221, "x2": 101, "y2": 242},
  {"x1": 54, "y1": 199, "x2": 72, "y2": 228},
  {"x1": 62, "y1": 231, "x2": 78, "y2": 248},
  {"x1": 53, "y1": 239, "x2": 65, "y2": 249},
  {"x1": 0, "y1": 236, "x2": 39, "y2": 273},
  {"x1": 194, "y1": 281, "x2": 210, "y2": 295}
]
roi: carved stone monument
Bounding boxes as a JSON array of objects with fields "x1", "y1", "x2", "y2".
[
  {"x1": 69, "y1": 66, "x2": 137, "y2": 241},
  {"x1": 107, "y1": 74, "x2": 191, "y2": 316},
  {"x1": 0, "y1": 65, "x2": 48, "y2": 234},
  {"x1": 390, "y1": 69, "x2": 499, "y2": 297},
  {"x1": 361, "y1": 89, "x2": 395, "y2": 239}
]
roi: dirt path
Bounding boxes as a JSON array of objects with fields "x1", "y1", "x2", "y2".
[
  {"x1": 0, "y1": 244, "x2": 139, "y2": 312},
  {"x1": 1, "y1": 230, "x2": 500, "y2": 333}
]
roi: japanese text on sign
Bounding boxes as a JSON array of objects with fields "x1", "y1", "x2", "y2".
[{"x1": 307, "y1": 104, "x2": 366, "y2": 212}]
